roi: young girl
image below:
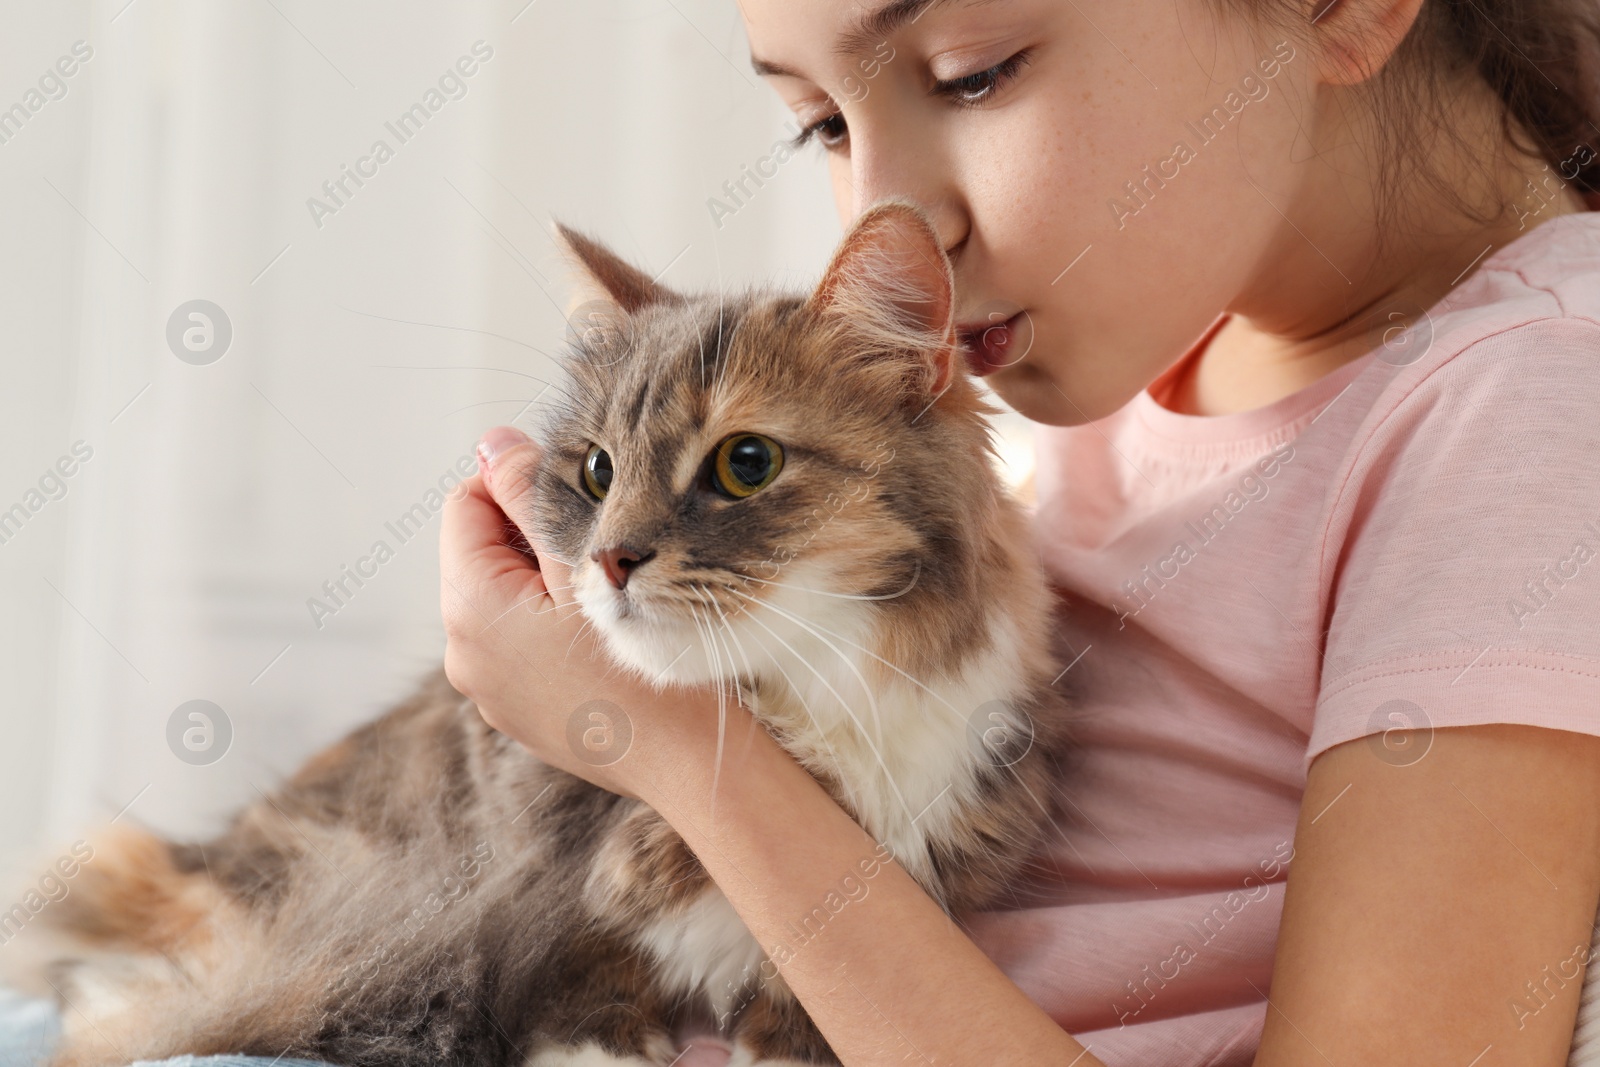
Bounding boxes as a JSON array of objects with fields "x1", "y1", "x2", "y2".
[{"x1": 441, "y1": 0, "x2": 1600, "y2": 1063}]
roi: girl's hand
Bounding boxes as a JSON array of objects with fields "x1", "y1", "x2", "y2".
[
  {"x1": 438, "y1": 425, "x2": 725, "y2": 800},
  {"x1": 440, "y1": 428, "x2": 1090, "y2": 1066}
]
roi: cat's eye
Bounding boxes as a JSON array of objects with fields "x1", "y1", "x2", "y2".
[
  {"x1": 712, "y1": 433, "x2": 784, "y2": 499},
  {"x1": 582, "y1": 444, "x2": 613, "y2": 501}
]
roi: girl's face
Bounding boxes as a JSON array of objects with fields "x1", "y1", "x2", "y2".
[{"x1": 741, "y1": 0, "x2": 1326, "y2": 426}]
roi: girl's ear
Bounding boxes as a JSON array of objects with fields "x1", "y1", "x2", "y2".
[
  {"x1": 1309, "y1": 0, "x2": 1427, "y2": 86},
  {"x1": 552, "y1": 221, "x2": 680, "y2": 315},
  {"x1": 805, "y1": 198, "x2": 958, "y2": 397}
]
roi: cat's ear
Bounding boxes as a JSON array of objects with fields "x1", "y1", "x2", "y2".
[
  {"x1": 551, "y1": 221, "x2": 678, "y2": 315},
  {"x1": 805, "y1": 199, "x2": 958, "y2": 396}
]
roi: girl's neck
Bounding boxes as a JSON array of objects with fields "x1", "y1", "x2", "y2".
[{"x1": 1164, "y1": 77, "x2": 1592, "y2": 419}]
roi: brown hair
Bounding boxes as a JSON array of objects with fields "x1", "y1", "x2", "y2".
[
  {"x1": 1420, "y1": 1, "x2": 1600, "y2": 190},
  {"x1": 1234, "y1": 0, "x2": 1600, "y2": 218}
]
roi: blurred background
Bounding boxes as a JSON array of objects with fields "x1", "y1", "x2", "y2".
[{"x1": 0, "y1": 0, "x2": 1036, "y2": 874}]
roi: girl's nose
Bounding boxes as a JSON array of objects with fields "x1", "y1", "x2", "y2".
[{"x1": 850, "y1": 133, "x2": 969, "y2": 258}]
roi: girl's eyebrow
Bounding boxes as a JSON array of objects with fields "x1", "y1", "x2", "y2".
[
  {"x1": 834, "y1": 0, "x2": 950, "y2": 56},
  {"x1": 750, "y1": 0, "x2": 992, "y2": 78},
  {"x1": 750, "y1": 54, "x2": 802, "y2": 78}
]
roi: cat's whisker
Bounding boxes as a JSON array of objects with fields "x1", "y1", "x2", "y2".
[
  {"x1": 738, "y1": 587, "x2": 962, "y2": 724},
  {"x1": 698, "y1": 585, "x2": 754, "y2": 791},
  {"x1": 731, "y1": 582, "x2": 1016, "y2": 834},
  {"x1": 733, "y1": 587, "x2": 1056, "y2": 818},
  {"x1": 481, "y1": 584, "x2": 578, "y2": 629},
  {"x1": 438, "y1": 396, "x2": 549, "y2": 420},
  {"x1": 564, "y1": 615, "x2": 599, "y2": 664},
  {"x1": 723, "y1": 591, "x2": 915, "y2": 824},
  {"x1": 713, "y1": 604, "x2": 787, "y2": 780},
  {"x1": 702, "y1": 584, "x2": 759, "y2": 696},
  {"x1": 705, "y1": 586, "x2": 797, "y2": 785},
  {"x1": 685, "y1": 600, "x2": 729, "y2": 821},
  {"x1": 342, "y1": 306, "x2": 553, "y2": 356},
  {"x1": 729, "y1": 617, "x2": 862, "y2": 814},
  {"x1": 695, "y1": 308, "x2": 711, "y2": 394},
  {"x1": 698, "y1": 584, "x2": 763, "y2": 762},
  {"x1": 727, "y1": 588, "x2": 888, "y2": 751},
  {"x1": 715, "y1": 283, "x2": 728, "y2": 392},
  {"x1": 726, "y1": 559, "x2": 922, "y2": 602},
  {"x1": 524, "y1": 582, "x2": 581, "y2": 601},
  {"x1": 531, "y1": 597, "x2": 588, "y2": 621}
]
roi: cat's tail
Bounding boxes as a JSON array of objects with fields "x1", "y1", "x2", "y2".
[{"x1": 0, "y1": 821, "x2": 237, "y2": 1000}]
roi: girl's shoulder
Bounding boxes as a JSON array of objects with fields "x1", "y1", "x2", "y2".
[
  {"x1": 1026, "y1": 212, "x2": 1600, "y2": 557},
  {"x1": 1359, "y1": 211, "x2": 1600, "y2": 442},
  {"x1": 1427, "y1": 210, "x2": 1600, "y2": 361}
]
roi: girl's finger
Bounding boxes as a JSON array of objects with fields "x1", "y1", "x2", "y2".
[
  {"x1": 478, "y1": 426, "x2": 546, "y2": 549},
  {"x1": 439, "y1": 470, "x2": 547, "y2": 606},
  {"x1": 533, "y1": 546, "x2": 578, "y2": 610}
]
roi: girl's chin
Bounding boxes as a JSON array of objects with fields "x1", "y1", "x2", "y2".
[{"x1": 982, "y1": 367, "x2": 1102, "y2": 428}]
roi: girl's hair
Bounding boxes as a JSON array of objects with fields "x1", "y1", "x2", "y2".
[
  {"x1": 1235, "y1": 0, "x2": 1600, "y2": 218},
  {"x1": 1418, "y1": 1, "x2": 1600, "y2": 192}
]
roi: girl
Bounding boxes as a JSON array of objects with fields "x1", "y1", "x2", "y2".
[{"x1": 441, "y1": 0, "x2": 1600, "y2": 1063}]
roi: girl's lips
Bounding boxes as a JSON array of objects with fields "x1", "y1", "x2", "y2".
[{"x1": 957, "y1": 312, "x2": 1028, "y2": 377}]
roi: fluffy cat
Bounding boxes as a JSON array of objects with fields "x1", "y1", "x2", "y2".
[{"x1": 1, "y1": 200, "x2": 1074, "y2": 1067}]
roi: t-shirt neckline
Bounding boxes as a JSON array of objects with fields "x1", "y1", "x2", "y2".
[
  {"x1": 1128, "y1": 314, "x2": 1376, "y2": 447},
  {"x1": 1125, "y1": 209, "x2": 1600, "y2": 449}
]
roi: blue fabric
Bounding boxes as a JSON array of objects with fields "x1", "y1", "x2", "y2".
[
  {"x1": 0, "y1": 990, "x2": 57, "y2": 1067},
  {"x1": 0, "y1": 988, "x2": 336, "y2": 1067}
]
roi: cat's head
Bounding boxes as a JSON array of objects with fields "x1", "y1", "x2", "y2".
[{"x1": 527, "y1": 200, "x2": 1011, "y2": 690}]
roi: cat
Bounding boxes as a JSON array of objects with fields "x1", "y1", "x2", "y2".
[{"x1": 1, "y1": 199, "x2": 1075, "y2": 1067}]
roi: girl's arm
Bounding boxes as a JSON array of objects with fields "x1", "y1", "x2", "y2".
[
  {"x1": 637, "y1": 706, "x2": 1600, "y2": 1067},
  {"x1": 444, "y1": 430, "x2": 1600, "y2": 1066},
  {"x1": 1258, "y1": 722, "x2": 1600, "y2": 1066},
  {"x1": 640, "y1": 688, "x2": 1094, "y2": 1065}
]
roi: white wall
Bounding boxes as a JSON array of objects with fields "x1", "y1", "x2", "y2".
[{"x1": 0, "y1": 0, "x2": 1034, "y2": 873}]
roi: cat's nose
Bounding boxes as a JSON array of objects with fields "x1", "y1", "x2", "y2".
[{"x1": 590, "y1": 544, "x2": 656, "y2": 590}]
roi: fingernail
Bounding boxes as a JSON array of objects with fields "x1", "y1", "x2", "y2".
[{"x1": 477, "y1": 425, "x2": 530, "y2": 468}]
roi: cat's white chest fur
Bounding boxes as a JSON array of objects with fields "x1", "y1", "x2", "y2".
[
  {"x1": 637, "y1": 888, "x2": 766, "y2": 1021},
  {"x1": 617, "y1": 559, "x2": 1035, "y2": 1014}
]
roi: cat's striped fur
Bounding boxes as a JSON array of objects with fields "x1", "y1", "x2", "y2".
[{"x1": 2, "y1": 201, "x2": 1075, "y2": 1066}]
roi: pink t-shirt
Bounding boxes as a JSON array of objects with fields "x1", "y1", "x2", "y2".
[
  {"x1": 960, "y1": 207, "x2": 1600, "y2": 1066},
  {"x1": 675, "y1": 209, "x2": 1600, "y2": 1067}
]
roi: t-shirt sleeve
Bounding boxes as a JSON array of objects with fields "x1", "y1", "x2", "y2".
[{"x1": 1308, "y1": 318, "x2": 1600, "y2": 772}]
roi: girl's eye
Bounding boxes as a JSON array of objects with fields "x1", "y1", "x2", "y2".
[
  {"x1": 582, "y1": 444, "x2": 613, "y2": 501},
  {"x1": 933, "y1": 49, "x2": 1032, "y2": 106},
  {"x1": 789, "y1": 111, "x2": 848, "y2": 151},
  {"x1": 712, "y1": 433, "x2": 784, "y2": 499}
]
